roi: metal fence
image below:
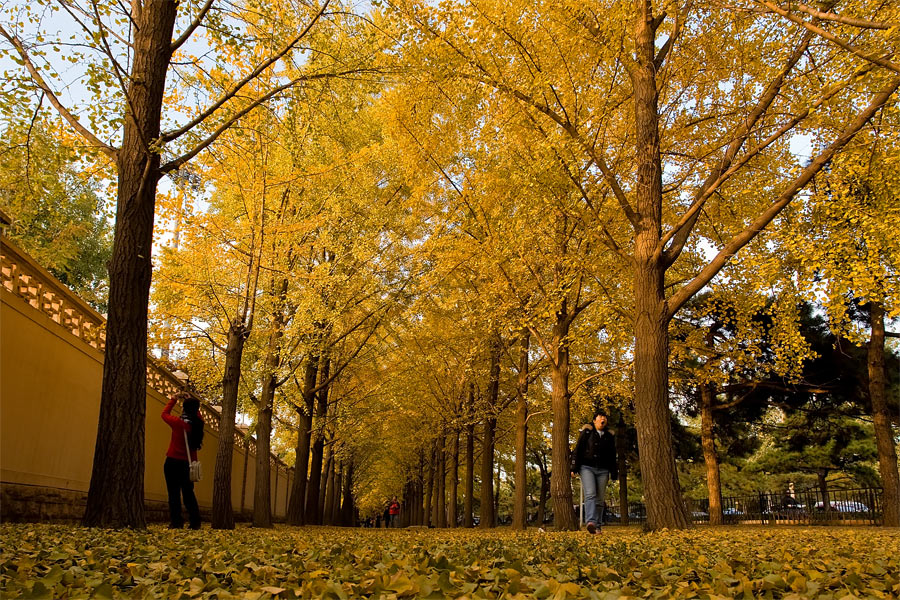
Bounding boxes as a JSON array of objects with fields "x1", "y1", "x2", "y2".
[{"x1": 580, "y1": 486, "x2": 884, "y2": 526}]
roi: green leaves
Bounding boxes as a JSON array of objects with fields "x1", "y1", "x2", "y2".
[{"x1": 2, "y1": 524, "x2": 898, "y2": 598}]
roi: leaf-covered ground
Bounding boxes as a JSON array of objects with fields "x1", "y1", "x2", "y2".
[{"x1": 1, "y1": 523, "x2": 897, "y2": 599}]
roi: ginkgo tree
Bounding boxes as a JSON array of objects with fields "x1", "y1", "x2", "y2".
[
  {"x1": 0, "y1": 0, "x2": 378, "y2": 528},
  {"x1": 389, "y1": 0, "x2": 900, "y2": 529}
]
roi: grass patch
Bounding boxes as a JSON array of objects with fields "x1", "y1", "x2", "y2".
[{"x1": 2, "y1": 523, "x2": 897, "y2": 598}]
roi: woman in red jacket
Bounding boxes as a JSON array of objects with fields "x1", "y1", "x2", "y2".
[{"x1": 162, "y1": 391, "x2": 204, "y2": 529}]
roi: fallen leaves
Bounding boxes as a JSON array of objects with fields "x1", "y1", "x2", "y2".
[{"x1": 1, "y1": 524, "x2": 898, "y2": 598}]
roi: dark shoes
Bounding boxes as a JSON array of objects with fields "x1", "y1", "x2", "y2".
[{"x1": 586, "y1": 522, "x2": 597, "y2": 534}]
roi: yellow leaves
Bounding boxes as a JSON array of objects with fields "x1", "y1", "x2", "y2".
[{"x1": 3, "y1": 524, "x2": 900, "y2": 599}]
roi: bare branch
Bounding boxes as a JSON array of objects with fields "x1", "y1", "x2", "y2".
[
  {"x1": 161, "y1": 0, "x2": 330, "y2": 143},
  {"x1": 0, "y1": 25, "x2": 117, "y2": 158},
  {"x1": 171, "y1": 0, "x2": 216, "y2": 52}
]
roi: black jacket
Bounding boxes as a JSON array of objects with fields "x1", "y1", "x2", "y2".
[{"x1": 572, "y1": 424, "x2": 618, "y2": 479}]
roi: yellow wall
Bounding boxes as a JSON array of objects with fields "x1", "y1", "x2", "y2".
[{"x1": 1, "y1": 286, "x2": 290, "y2": 518}]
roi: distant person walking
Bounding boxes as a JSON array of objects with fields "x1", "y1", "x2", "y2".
[
  {"x1": 388, "y1": 496, "x2": 401, "y2": 527},
  {"x1": 162, "y1": 391, "x2": 204, "y2": 529},
  {"x1": 571, "y1": 411, "x2": 618, "y2": 534}
]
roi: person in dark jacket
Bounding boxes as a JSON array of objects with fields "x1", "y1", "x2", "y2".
[
  {"x1": 162, "y1": 391, "x2": 204, "y2": 529},
  {"x1": 571, "y1": 411, "x2": 618, "y2": 534}
]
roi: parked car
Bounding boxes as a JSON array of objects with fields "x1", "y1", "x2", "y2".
[
  {"x1": 723, "y1": 507, "x2": 743, "y2": 516},
  {"x1": 813, "y1": 501, "x2": 868, "y2": 513}
]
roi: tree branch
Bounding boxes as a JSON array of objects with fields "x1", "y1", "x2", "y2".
[
  {"x1": 161, "y1": 0, "x2": 330, "y2": 143},
  {"x1": 0, "y1": 25, "x2": 117, "y2": 158},
  {"x1": 661, "y1": 30, "x2": 813, "y2": 267},
  {"x1": 787, "y1": 2, "x2": 893, "y2": 30},
  {"x1": 757, "y1": 0, "x2": 900, "y2": 74},
  {"x1": 171, "y1": 0, "x2": 216, "y2": 52},
  {"x1": 161, "y1": 68, "x2": 372, "y2": 173},
  {"x1": 666, "y1": 75, "x2": 900, "y2": 320}
]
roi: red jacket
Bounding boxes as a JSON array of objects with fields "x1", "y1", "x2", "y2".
[{"x1": 162, "y1": 398, "x2": 200, "y2": 461}]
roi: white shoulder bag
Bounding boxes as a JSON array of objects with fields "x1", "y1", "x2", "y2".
[{"x1": 183, "y1": 427, "x2": 202, "y2": 482}]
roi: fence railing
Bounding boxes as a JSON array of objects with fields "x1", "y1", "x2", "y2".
[{"x1": 591, "y1": 486, "x2": 884, "y2": 526}]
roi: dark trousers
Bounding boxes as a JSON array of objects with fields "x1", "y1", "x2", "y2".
[{"x1": 164, "y1": 457, "x2": 201, "y2": 529}]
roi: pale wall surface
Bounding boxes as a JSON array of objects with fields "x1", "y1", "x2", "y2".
[{"x1": 1, "y1": 238, "x2": 292, "y2": 521}]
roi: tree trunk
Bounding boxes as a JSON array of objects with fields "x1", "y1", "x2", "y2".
[
  {"x1": 868, "y1": 303, "x2": 899, "y2": 527},
  {"x1": 82, "y1": 0, "x2": 178, "y2": 530},
  {"x1": 328, "y1": 459, "x2": 341, "y2": 526},
  {"x1": 616, "y1": 415, "x2": 629, "y2": 525},
  {"x1": 549, "y1": 310, "x2": 576, "y2": 531},
  {"x1": 305, "y1": 356, "x2": 330, "y2": 525},
  {"x1": 286, "y1": 354, "x2": 318, "y2": 524},
  {"x1": 464, "y1": 385, "x2": 475, "y2": 527},
  {"x1": 252, "y1": 278, "x2": 288, "y2": 528},
  {"x1": 211, "y1": 322, "x2": 249, "y2": 529},
  {"x1": 818, "y1": 471, "x2": 831, "y2": 517},
  {"x1": 701, "y1": 384, "x2": 723, "y2": 525},
  {"x1": 341, "y1": 462, "x2": 354, "y2": 526},
  {"x1": 480, "y1": 334, "x2": 501, "y2": 528},
  {"x1": 479, "y1": 417, "x2": 496, "y2": 529},
  {"x1": 535, "y1": 451, "x2": 550, "y2": 527},
  {"x1": 424, "y1": 448, "x2": 434, "y2": 526},
  {"x1": 494, "y1": 460, "x2": 501, "y2": 523},
  {"x1": 436, "y1": 435, "x2": 446, "y2": 527},
  {"x1": 449, "y1": 429, "x2": 459, "y2": 527},
  {"x1": 630, "y1": 1, "x2": 689, "y2": 531},
  {"x1": 322, "y1": 446, "x2": 335, "y2": 525},
  {"x1": 512, "y1": 329, "x2": 530, "y2": 530}
]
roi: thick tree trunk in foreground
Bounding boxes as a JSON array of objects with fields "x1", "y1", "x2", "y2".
[
  {"x1": 701, "y1": 384, "x2": 723, "y2": 526},
  {"x1": 512, "y1": 330, "x2": 530, "y2": 530},
  {"x1": 869, "y1": 303, "x2": 900, "y2": 527},
  {"x1": 549, "y1": 311, "x2": 576, "y2": 531},
  {"x1": 616, "y1": 415, "x2": 629, "y2": 525},
  {"x1": 82, "y1": 0, "x2": 178, "y2": 530},
  {"x1": 212, "y1": 323, "x2": 250, "y2": 529},
  {"x1": 630, "y1": 0, "x2": 689, "y2": 531},
  {"x1": 287, "y1": 355, "x2": 319, "y2": 524}
]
